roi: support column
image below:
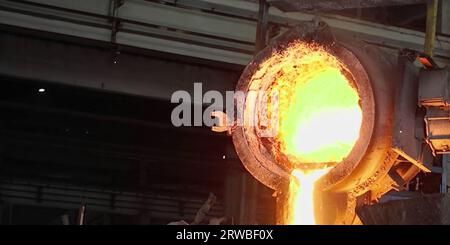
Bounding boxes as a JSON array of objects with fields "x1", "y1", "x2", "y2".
[
  {"x1": 443, "y1": 155, "x2": 449, "y2": 193},
  {"x1": 224, "y1": 168, "x2": 240, "y2": 225},
  {"x1": 439, "y1": 0, "x2": 450, "y2": 35},
  {"x1": 0, "y1": 201, "x2": 5, "y2": 225},
  {"x1": 0, "y1": 120, "x2": 3, "y2": 225},
  {"x1": 425, "y1": 0, "x2": 439, "y2": 57},
  {"x1": 255, "y1": 0, "x2": 269, "y2": 54},
  {"x1": 224, "y1": 168, "x2": 259, "y2": 225},
  {"x1": 0, "y1": 119, "x2": 4, "y2": 170},
  {"x1": 238, "y1": 172, "x2": 258, "y2": 225}
]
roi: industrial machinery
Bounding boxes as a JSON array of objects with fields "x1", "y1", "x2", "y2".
[{"x1": 212, "y1": 19, "x2": 450, "y2": 225}]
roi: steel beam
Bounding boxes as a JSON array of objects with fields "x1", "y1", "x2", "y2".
[
  {"x1": 440, "y1": 0, "x2": 450, "y2": 35},
  {"x1": 0, "y1": 0, "x2": 449, "y2": 66},
  {"x1": 0, "y1": 0, "x2": 255, "y2": 64},
  {"x1": 443, "y1": 156, "x2": 449, "y2": 193},
  {"x1": 265, "y1": 0, "x2": 429, "y2": 11},
  {"x1": 255, "y1": 0, "x2": 269, "y2": 53},
  {"x1": 425, "y1": 0, "x2": 439, "y2": 56},
  {"x1": 0, "y1": 31, "x2": 238, "y2": 100},
  {"x1": 0, "y1": 179, "x2": 225, "y2": 220}
]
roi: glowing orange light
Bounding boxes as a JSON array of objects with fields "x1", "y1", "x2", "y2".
[
  {"x1": 287, "y1": 168, "x2": 331, "y2": 225},
  {"x1": 253, "y1": 42, "x2": 362, "y2": 224}
]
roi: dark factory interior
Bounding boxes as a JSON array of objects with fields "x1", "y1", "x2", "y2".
[{"x1": 0, "y1": 0, "x2": 449, "y2": 227}]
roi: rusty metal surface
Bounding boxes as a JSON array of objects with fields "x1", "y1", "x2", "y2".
[
  {"x1": 425, "y1": 0, "x2": 439, "y2": 57},
  {"x1": 392, "y1": 56, "x2": 432, "y2": 172},
  {"x1": 419, "y1": 68, "x2": 450, "y2": 154},
  {"x1": 323, "y1": 30, "x2": 399, "y2": 195},
  {"x1": 262, "y1": 0, "x2": 429, "y2": 12},
  {"x1": 419, "y1": 69, "x2": 450, "y2": 107},
  {"x1": 425, "y1": 108, "x2": 450, "y2": 153},
  {"x1": 357, "y1": 194, "x2": 450, "y2": 225},
  {"x1": 255, "y1": 0, "x2": 270, "y2": 53}
]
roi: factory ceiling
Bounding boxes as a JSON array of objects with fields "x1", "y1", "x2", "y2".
[
  {"x1": 245, "y1": 0, "x2": 429, "y2": 11},
  {"x1": 0, "y1": 0, "x2": 449, "y2": 67}
]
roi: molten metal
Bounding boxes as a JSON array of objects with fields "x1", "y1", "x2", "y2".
[
  {"x1": 255, "y1": 42, "x2": 363, "y2": 224},
  {"x1": 288, "y1": 168, "x2": 331, "y2": 225},
  {"x1": 263, "y1": 42, "x2": 363, "y2": 164}
]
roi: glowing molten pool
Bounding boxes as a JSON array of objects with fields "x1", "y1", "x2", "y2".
[{"x1": 256, "y1": 42, "x2": 363, "y2": 224}]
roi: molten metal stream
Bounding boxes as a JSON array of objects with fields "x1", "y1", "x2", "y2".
[
  {"x1": 288, "y1": 168, "x2": 332, "y2": 225},
  {"x1": 257, "y1": 42, "x2": 362, "y2": 224}
]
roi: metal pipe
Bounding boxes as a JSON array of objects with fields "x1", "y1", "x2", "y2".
[
  {"x1": 425, "y1": 0, "x2": 439, "y2": 57},
  {"x1": 76, "y1": 200, "x2": 86, "y2": 225},
  {"x1": 443, "y1": 155, "x2": 449, "y2": 193},
  {"x1": 266, "y1": 0, "x2": 429, "y2": 11},
  {"x1": 255, "y1": 0, "x2": 269, "y2": 53},
  {"x1": 440, "y1": 0, "x2": 450, "y2": 35}
]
